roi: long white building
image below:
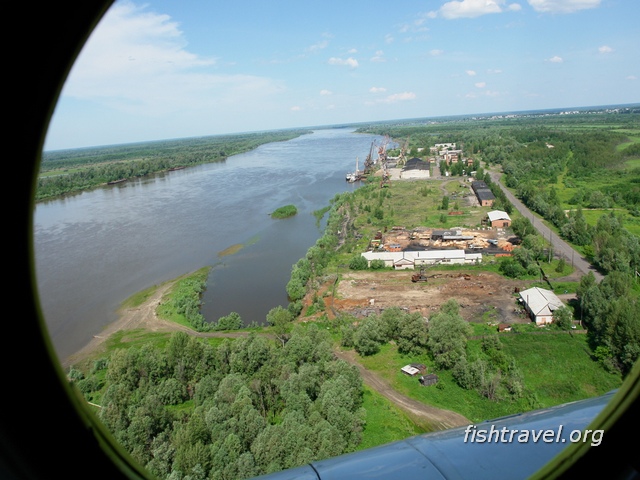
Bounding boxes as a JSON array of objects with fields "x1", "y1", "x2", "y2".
[{"x1": 361, "y1": 249, "x2": 482, "y2": 269}]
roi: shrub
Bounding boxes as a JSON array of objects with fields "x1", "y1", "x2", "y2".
[
  {"x1": 349, "y1": 255, "x2": 368, "y2": 270},
  {"x1": 369, "y1": 259, "x2": 386, "y2": 270},
  {"x1": 215, "y1": 312, "x2": 243, "y2": 330}
]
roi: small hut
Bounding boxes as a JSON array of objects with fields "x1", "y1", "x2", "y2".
[
  {"x1": 419, "y1": 374, "x2": 438, "y2": 386},
  {"x1": 401, "y1": 365, "x2": 421, "y2": 376}
]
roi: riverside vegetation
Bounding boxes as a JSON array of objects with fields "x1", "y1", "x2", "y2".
[
  {"x1": 270, "y1": 205, "x2": 298, "y2": 219},
  {"x1": 67, "y1": 110, "x2": 637, "y2": 480},
  {"x1": 37, "y1": 130, "x2": 309, "y2": 201}
]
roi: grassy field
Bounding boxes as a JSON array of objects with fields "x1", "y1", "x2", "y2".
[
  {"x1": 330, "y1": 177, "x2": 498, "y2": 268},
  {"x1": 356, "y1": 343, "x2": 531, "y2": 423},
  {"x1": 352, "y1": 178, "x2": 492, "y2": 233},
  {"x1": 499, "y1": 333, "x2": 622, "y2": 405},
  {"x1": 580, "y1": 209, "x2": 640, "y2": 236},
  {"x1": 354, "y1": 332, "x2": 622, "y2": 424},
  {"x1": 357, "y1": 385, "x2": 429, "y2": 450}
]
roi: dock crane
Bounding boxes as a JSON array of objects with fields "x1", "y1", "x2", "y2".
[
  {"x1": 377, "y1": 135, "x2": 392, "y2": 188},
  {"x1": 396, "y1": 136, "x2": 410, "y2": 168},
  {"x1": 363, "y1": 141, "x2": 376, "y2": 175},
  {"x1": 376, "y1": 135, "x2": 390, "y2": 165},
  {"x1": 380, "y1": 158, "x2": 391, "y2": 188}
]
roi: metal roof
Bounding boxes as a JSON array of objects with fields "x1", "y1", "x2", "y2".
[
  {"x1": 475, "y1": 189, "x2": 496, "y2": 201},
  {"x1": 519, "y1": 287, "x2": 565, "y2": 316},
  {"x1": 362, "y1": 250, "x2": 481, "y2": 264},
  {"x1": 488, "y1": 210, "x2": 511, "y2": 222}
]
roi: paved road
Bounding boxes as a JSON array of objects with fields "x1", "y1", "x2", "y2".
[{"x1": 488, "y1": 170, "x2": 604, "y2": 283}]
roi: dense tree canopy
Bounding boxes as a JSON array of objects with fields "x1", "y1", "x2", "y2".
[
  {"x1": 577, "y1": 272, "x2": 640, "y2": 375},
  {"x1": 77, "y1": 327, "x2": 365, "y2": 479},
  {"x1": 427, "y1": 299, "x2": 471, "y2": 369}
]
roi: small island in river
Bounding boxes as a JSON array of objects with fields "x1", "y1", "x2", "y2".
[{"x1": 270, "y1": 204, "x2": 298, "y2": 219}]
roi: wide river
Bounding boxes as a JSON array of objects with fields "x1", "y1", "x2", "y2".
[{"x1": 34, "y1": 128, "x2": 387, "y2": 363}]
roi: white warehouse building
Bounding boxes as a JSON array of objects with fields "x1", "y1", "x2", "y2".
[{"x1": 361, "y1": 249, "x2": 482, "y2": 269}]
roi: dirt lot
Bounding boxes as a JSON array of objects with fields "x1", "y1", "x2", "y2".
[{"x1": 326, "y1": 269, "x2": 532, "y2": 326}]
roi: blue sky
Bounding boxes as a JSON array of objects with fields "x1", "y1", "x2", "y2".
[{"x1": 44, "y1": 0, "x2": 639, "y2": 151}]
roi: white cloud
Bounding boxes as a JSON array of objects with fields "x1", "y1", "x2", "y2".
[
  {"x1": 320, "y1": 89, "x2": 332, "y2": 95},
  {"x1": 60, "y1": 1, "x2": 282, "y2": 117},
  {"x1": 598, "y1": 45, "x2": 613, "y2": 54},
  {"x1": 398, "y1": 14, "x2": 431, "y2": 35},
  {"x1": 380, "y1": 92, "x2": 417, "y2": 103},
  {"x1": 548, "y1": 55, "x2": 564, "y2": 63},
  {"x1": 348, "y1": 48, "x2": 358, "y2": 54},
  {"x1": 627, "y1": 75, "x2": 638, "y2": 80},
  {"x1": 385, "y1": 34, "x2": 394, "y2": 44},
  {"x1": 430, "y1": 49, "x2": 444, "y2": 56},
  {"x1": 488, "y1": 69, "x2": 503, "y2": 74},
  {"x1": 433, "y1": 0, "x2": 521, "y2": 19},
  {"x1": 64, "y1": 2, "x2": 212, "y2": 93},
  {"x1": 307, "y1": 32, "x2": 333, "y2": 53},
  {"x1": 527, "y1": 0, "x2": 601, "y2": 13},
  {"x1": 369, "y1": 87, "x2": 387, "y2": 93},
  {"x1": 328, "y1": 57, "x2": 359, "y2": 68},
  {"x1": 475, "y1": 82, "x2": 486, "y2": 88},
  {"x1": 465, "y1": 89, "x2": 501, "y2": 98},
  {"x1": 466, "y1": 70, "x2": 477, "y2": 76},
  {"x1": 371, "y1": 50, "x2": 386, "y2": 62},
  {"x1": 307, "y1": 39, "x2": 329, "y2": 53},
  {"x1": 290, "y1": 106, "x2": 302, "y2": 111}
]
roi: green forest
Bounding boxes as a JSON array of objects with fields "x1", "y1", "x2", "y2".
[
  {"x1": 74, "y1": 327, "x2": 365, "y2": 479},
  {"x1": 37, "y1": 130, "x2": 309, "y2": 200}
]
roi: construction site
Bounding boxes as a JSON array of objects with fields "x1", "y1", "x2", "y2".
[
  {"x1": 368, "y1": 225, "x2": 517, "y2": 254},
  {"x1": 309, "y1": 213, "x2": 528, "y2": 327},
  {"x1": 322, "y1": 269, "x2": 529, "y2": 327}
]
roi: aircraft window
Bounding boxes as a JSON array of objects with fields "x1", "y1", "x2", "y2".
[{"x1": 20, "y1": 1, "x2": 640, "y2": 480}]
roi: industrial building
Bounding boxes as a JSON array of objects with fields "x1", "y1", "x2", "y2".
[
  {"x1": 472, "y1": 180, "x2": 496, "y2": 207},
  {"x1": 487, "y1": 210, "x2": 512, "y2": 228},
  {"x1": 361, "y1": 249, "x2": 482, "y2": 269},
  {"x1": 400, "y1": 157, "x2": 431, "y2": 179},
  {"x1": 519, "y1": 287, "x2": 565, "y2": 326}
]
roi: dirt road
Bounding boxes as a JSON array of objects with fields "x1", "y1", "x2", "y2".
[
  {"x1": 335, "y1": 348, "x2": 470, "y2": 431},
  {"x1": 63, "y1": 280, "x2": 473, "y2": 432}
]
